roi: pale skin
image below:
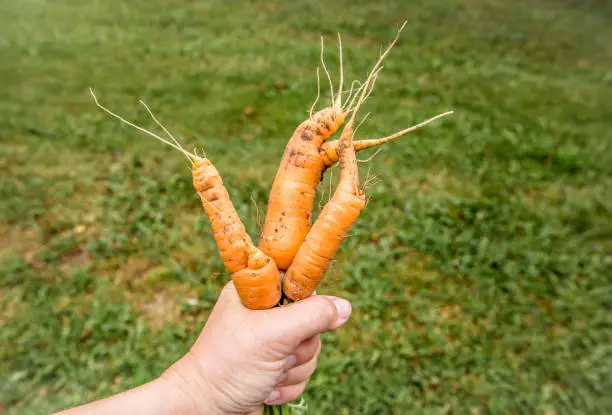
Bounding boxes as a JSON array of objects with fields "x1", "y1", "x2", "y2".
[{"x1": 56, "y1": 282, "x2": 352, "y2": 415}]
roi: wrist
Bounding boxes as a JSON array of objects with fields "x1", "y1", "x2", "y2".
[{"x1": 159, "y1": 352, "x2": 223, "y2": 415}]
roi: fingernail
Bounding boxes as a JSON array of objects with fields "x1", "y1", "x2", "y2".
[
  {"x1": 283, "y1": 355, "x2": 297, "y2": 370},
  {"x1": 333, "y1": 299, "x2": 352, "y2": 320},
  {"x1": 277, "y1": 372, "x2": 288, "y2": 385},
  {"x1": 265, "y1": 390, "x2": 281, "y2": 405}
]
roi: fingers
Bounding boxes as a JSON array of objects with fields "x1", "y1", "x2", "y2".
[
  {"x1": 280, "y1": 353, "x2": 318, "y2": 387},
  {"x1": 265, "y1": 382, "x2": 308, "y2": 406},
  {"x1": 276, "y1": 336, "x2": 320, "y2": 389},
  {"x1": 271, "y1": 336, "x2": 320, "y2": 400},
  {"x1": 267, "y1": 340, "x2": 321, "y2": 404},
  {"x1": 293, "y1": 335, "x2": 321, "y2": 367}
]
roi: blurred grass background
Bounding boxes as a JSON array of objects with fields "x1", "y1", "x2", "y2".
[{"x1": 1, "y1": 0, "x2": 611, "y2": 413}]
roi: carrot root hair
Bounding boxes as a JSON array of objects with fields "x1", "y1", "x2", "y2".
[
  {"x1": 357, "y1": 148, "x2": 382, "y2": 163},
  {"x1": 336, "y1": 32, "x2": 344, "y2": 109},
  {"x1": 353, "y1": 110, "x2": 454, "y2": 153},
  {"x1": 346, "y1": 20, "x2": 408, "y2": 126},
  {"x1": 343, "y1": 80, "x2": 362, "y2": 110},
  {"x1": 320, "y1": 36, "x2": 336, "y2": 109},
  {"x1": 309, "y1": 67, "x2": 321, "y2": 120},
  {"x1": 89, "y1": 88, "x2": 197, "y2": 164},
  {"x1": 318, "y1": 33, "x2": 349, "y2": 112}
]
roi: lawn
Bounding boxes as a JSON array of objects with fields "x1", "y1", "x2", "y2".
[{"x1": 1, "y1": 0, "x2": 611, "y2": 413}]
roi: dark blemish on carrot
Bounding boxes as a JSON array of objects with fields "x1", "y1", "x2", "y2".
[{"x1": 301, "y1": 130, "x2": 312, "y2": 141}]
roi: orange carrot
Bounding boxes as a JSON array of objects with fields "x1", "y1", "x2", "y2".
[
  {"x1": 90, "y1": 90, "x2": 281, "y2": 310},
  {"x1": 282, "y1": 22, "x2": 413, "y2": 301},
  {"x1": 192, "y1": 157, "x2": 281, "y2": 309},
  {"x1": 258, "y1": 37, "x2": 350, "y2": 271},
  {"x1": 258, "y1": 107, "x2": 345, "y2": 270},
  {"x1": 259, "y1": 26, "x2": 453, "y2": 275},
  {"x1": 282, "y1": 118, "x2": 365, "y2": 300}
]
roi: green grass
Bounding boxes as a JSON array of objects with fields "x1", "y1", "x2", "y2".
[{"x1": 1, "y1": 0, "x2": 611, "y2": 413}]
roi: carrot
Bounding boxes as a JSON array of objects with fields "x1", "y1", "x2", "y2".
[
  {"x1": 260, "y1": 26, "x2": 453, "y2": 275},
  {"x1": 192, "y1": 157, "x2": 281, "y2": 309},
  {"x1": 90, "y1": 90, "x2": 281, "y2": 310},
  {"x1": 258, "y1": 36, "x2": 352, "y2": 271},
  {"x1": 281, "y1": 22, "x2": 451, "y2": 301},
  {"x1": 282, "y1": 116, "x2": 365, "y2": 301}
]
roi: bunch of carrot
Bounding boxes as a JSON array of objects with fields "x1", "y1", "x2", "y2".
[{"x1": 91, "y1": 21, "x2": 451, "y2": 412}]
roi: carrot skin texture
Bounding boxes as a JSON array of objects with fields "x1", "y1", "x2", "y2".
[
  {"x1": 192, "y1": 158, "x2": 281, "y2": 310},
  {"x1": 259, "y1": 108, "x2": 345, "y2": 270},
  {"x1": 232, "y1": 251, "x2": 281, "y2": 310}
]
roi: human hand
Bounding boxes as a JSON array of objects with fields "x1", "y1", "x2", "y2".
[{"x1": 161, "y1": 282, "x2": 352, "y2": 414}]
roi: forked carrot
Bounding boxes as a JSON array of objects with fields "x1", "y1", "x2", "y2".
[
  {"x1": 281, "y1": 25, "x2": 397, "y2": 301},
  {"x1": 280, "y1": 22, "x2": 455, "y2": 301},
  {"x1": 260, "y1": 23, "x2": 453, "y2": 275}
]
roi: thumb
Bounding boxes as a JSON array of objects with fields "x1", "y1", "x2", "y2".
[{"x1": 267, "y1": 295, "x2": 352, "y2": 347}]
